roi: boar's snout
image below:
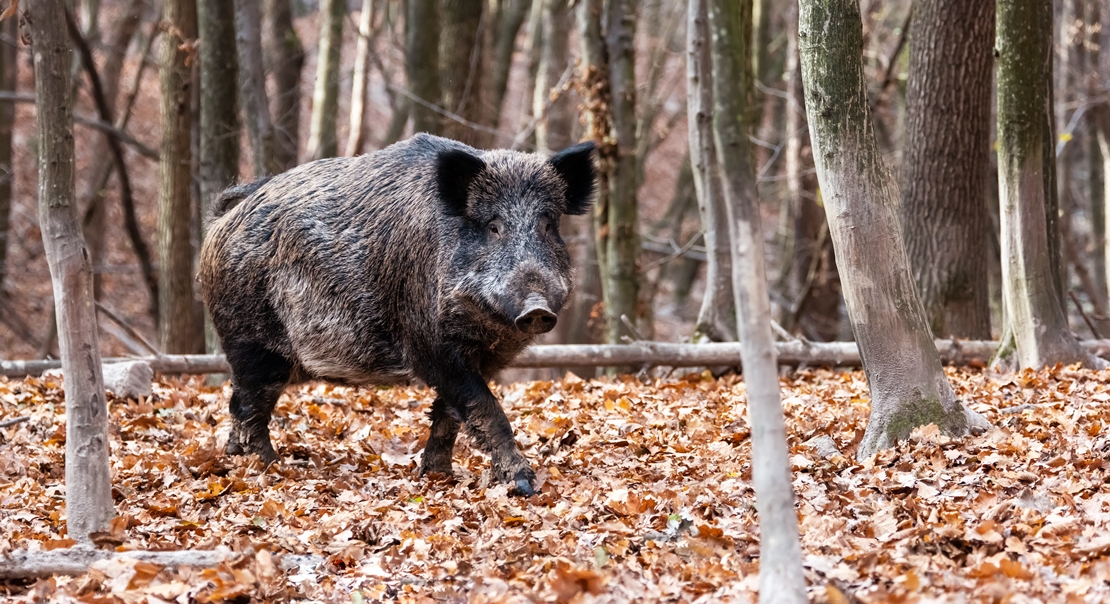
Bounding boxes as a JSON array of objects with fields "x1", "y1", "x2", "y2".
[{"x1": 515, "y1": 293, "x2": 557, "y2": 334}]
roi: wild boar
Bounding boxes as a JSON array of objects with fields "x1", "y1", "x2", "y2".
[{"x1": 199, "y1": 133, "x2": 596, "y2": 495}]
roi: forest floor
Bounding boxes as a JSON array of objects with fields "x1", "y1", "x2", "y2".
[{"x1": 1, "y1": 365, "x2": 1109, "y2": 603}]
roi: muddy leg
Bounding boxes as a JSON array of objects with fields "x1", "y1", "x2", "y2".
[
  {"x1": 455, "y1": 376, "x2": 536, "y2": 496},
  {"x1": 419, "y1": 396, "x2": 460, "y2": 476},
  {"x1": 224, "y1": 344, "x2": 291, "y2": 466}
]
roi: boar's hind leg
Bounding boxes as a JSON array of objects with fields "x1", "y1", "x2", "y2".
[
  {"x1": 449, "y1": 375, "x2": 537, "y2": 496},
  {"x1": 419, "y1": 396, "x2": 460, "y2": 476},
  {"x1": 225, "y1": 344, "x2": 292, "y2": 466}
]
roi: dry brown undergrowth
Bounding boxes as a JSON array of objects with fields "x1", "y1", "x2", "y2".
[{"x1": 2, "y1": 365, "x2": 1109, "y2": 603}]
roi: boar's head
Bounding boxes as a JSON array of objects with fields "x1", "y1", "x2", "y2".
[{"x1": 437, "y1": 142, "x2": 596, "y2": 336}]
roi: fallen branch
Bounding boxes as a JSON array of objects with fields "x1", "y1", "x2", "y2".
[
  {"x1": 0, "y1": 546, "x2": 236, "y2": 580},
  {"x1": 0, "y1": 415, "x2": 29, "y2": 428},
  {"x1": 6, "y1": 340, "x2": 1110, "y2": 377}
]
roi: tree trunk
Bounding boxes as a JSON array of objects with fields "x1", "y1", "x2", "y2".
[
  {"x1": 785, "y1": 0, "x2": 840, "y2": 342},
  {"x1": 1089, "y1": 0, "x2": 1106, "y2": 302},
  {"x1": 485, "y1": 0, "x2": 531, "y2": 134},
  {"x1": 687, "y1": 0, "x2": 735, "y2": 343},
  {"x1": 707, "y1": 0, "x2": 807, "y2": 600},
  {"x1": 29, "y1": 0, "x2": 113, "y2": 541},
  {"x1": 603, "y1": 0, "x2": 640, "y2": 344},
  {"x1": 266, "y1": 0, "x2": 304, "y2": 170},
  {"x1": 199, "y1": 0, "x2": 241, "y2": 355},
  {"x1": 0, "y1": 16, "x2": 15, "y2": 291},
  {"x1": 159, "y1": 0, "x2": 199, "y2": 353},
  {"x1": 517, "y1": 0, "x2": 544, "y2": 148},
  {"x1": 439, "y1": 0, "x2": 484, "y2": 145},
  {"x1": 236, "y1": 0, "x2": 279, "y2": 176},
  {"x1": 406, "y1": 0, "x2": 441, "y2": 135},
  {"x1": 996, "y1": 0, "x2": 1103, "y2": 369},
  {"x1": 534, "y1": 0, "x2": 573, "y2": 155},
  {"x1": 344, "y1": 0, "x2": 374, "y2": 157},
  {"x1": 306, "y1": 0, "x2": 344, "y2": 160},
  {"x1": 798, "y1": 0, "x2": 988, "y2": 458},
  {"x1": 899, "y1": 0, "x2": 993, "y2": 339}
]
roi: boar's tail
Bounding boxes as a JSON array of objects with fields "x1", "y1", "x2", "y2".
[{"x1": 206, "y1": 177, "x2": 273, "y2": 223}]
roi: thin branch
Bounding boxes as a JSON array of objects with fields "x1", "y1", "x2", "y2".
[
  {"x1": 0, "y1": 91, "x2": 158, "y2": 159},
  {"x1": 95, "y1": 301, "x2": 160, "y2": 355},
  {"x1": 65, "y1": 10, "x2": 159, "y2": 320},
  {"x1": 0, "y1": 415, "x2": 29, "y2": 428}
]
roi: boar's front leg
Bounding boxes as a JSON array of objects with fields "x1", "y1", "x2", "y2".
[
  {"x1": 436, "y1": 374, "x2": 536, "y2": 496},
  {"x1": 419, "y1": 396, "x2": 460, "y2": 476}
]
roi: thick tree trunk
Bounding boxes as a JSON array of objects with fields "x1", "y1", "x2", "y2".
[
  {"x1": 306, "y1": 0, "x2": 344, "y2": 160},
  {"x1": 439, "y1": 0, "x2": 484, "y2": 145},
  {"x1": 603, "y1": 0, "x2": 640, "y2": 344},
  {"x1": 534, "y1": 0, "x2": 573, "y2": 155},
  {"x1": 345, "y1": 0, "x2": 374, "y2": 157},
  {"x1": 0, "y1": 16, "x2": 15, "y2": 290},
  {"x1": 406, "y1": 0, "x2": 441, "y2": 135},
  {"x1": 486, "y1": 0, "x2": 531, "y2": 134},
  {"x1": 266, "y1": 0, "x2": 304, "y2": 170},
  {"x1": 798, "y1": 0, "x2": 988, "y2": 458},
  {"x1": 708, "y1": 0, "x2": 806, "y2": 600},
  {"x1": 996, "y1": 0, "x2": 1103, "y2": 369},
  {"x1": 199, "y1": 0, "x2": 240, "y2": 354},
  {"x1": 785, "y1": 0, "x2": 840, "y2": 342},
  {"x1": 687, "y1": 0, "x2": 735, "y2": 343},
  {"x1": 236, "y1": 0, "x2": 279, "y2": 176},
  {"x1": 899, "y1": 0, "x2": 993, "y2": 339},
  {"x1": 159, "y1": 0, "x2": 199, "y2": 353},
  {"x1": 29, "y1": 0, "x2": 113, "y2": 541}
]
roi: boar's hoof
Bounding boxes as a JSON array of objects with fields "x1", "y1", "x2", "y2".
[
  {"x1": 497, "y1": 465, "x2": 536, "y2": 497},
  {"x1": 227, "y1": 424, "x2": 279, "y2": 467}
]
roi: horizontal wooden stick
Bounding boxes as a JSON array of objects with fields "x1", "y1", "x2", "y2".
[
  {"x1": 5, "y1": 340, "x2": 1110, "y2": 377},
  {"x1": 0, "y1": 546, "x2": 236, "y2": 579}
]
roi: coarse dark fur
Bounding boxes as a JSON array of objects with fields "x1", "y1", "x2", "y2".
[{"x1": 199, "y1": 133, "x2": 596, "y2": 495}]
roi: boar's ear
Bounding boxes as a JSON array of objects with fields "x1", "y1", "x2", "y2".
[
  {"x1": 549, "y1": 141, "x2": 597, "y2": 216},
  {"x1": 436, "y1": 149, "x2": 486, "y2": 217}
]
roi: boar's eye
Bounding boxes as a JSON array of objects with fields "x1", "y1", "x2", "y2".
[
  {"x1": 540, "y1": 216, "x2": 554, "y2": 236},
  {"x1": 487, "y1": 218, "x2": 503, "y2": 238}
]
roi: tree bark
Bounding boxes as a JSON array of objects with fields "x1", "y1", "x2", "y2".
[
  {"x1": 707, "y1": 0, "x2": 806, "y2": 600},
  {"x1": 235, "y1": 0, "x2": 279, "y2": 176},
  {"x1": 158, "y1": 0, "x2": 199, "y2": 353},
  {"x1": 0, "y1": 16, "x2": 15, "y2": 290},
  {"x1": 406, "y1": 0, "x2": 441, "y2": 135},
  {"x1": 996, "y1": 0, "x2": 1103, "y2": 369},
  {"x1": 899, "y1": 0, "x2": 993, "y2": 340},
  {"x1": 439, "y1": 0, "x2": 484, "y2": 145},
  {"x1": 603, "y1": 0, "x2": 640, "y2": 345},
  {"x1": 687, "y1": 0, "x2": 735, "y2": 343},
  {"x1": 534, "y1": 0, "x2": 573, "y2": 155},
  {"x1": 28, "y1": 0, "x2": 114, "y2": 541},
  {"x1": 485, "y1": 0, "x2": 531, "y2": 134},
  {"x1": 199, "y1": 0, "x2": 241, "y2": 355},
  {"x1": 344, "y1": 0, "x2": 374, "y2": 157},
  {"x1": 306, "y1": 0, "x2": 344, "y2": 160},
  {"x1": 798, "y1": 0, "x2": 988, "y2": 458},
  {"x1": 266, "y1": 0, "x2": 304, "y2": 170}
]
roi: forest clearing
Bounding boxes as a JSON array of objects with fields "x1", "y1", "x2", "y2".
[{"x1": 3, "y1": 366, "x2": 1109, "y2": 602}]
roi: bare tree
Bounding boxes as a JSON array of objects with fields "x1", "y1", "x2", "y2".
[
  {"x1": 0, "y1": 15, "x2": 15, "y2": 291},
  {"x1": 900, "y1": 0, "x2": 994, "y2": 339},
  {"x1": 799, "y1": 0, "x2": 988, "y2": 457},
  {"x1": 236, "y1": 0, "x2": 279, "y2": 176},
  {"x1": 707, "y1": 0, "x2": 806, "y2": 600},
  {"x1": 533, "y1": 0, "x2": 573, "y2": 155},
  {"x1": 439, "y1": 0, "x2": 484, "y2": 145},
  {"x1": 28, "y1": 0, "x2": 113, "y2": 541},
  {"x1": 345, "y1": 0, "x2": 374, "y2": 157},
  {"x1": 686, "y1": 0, "x2": 735, "y2": 343},
  {"x1": 996, "y1": 0, "x2": 1104, "y2": 369},
  {"x1": 159, "y1": 0, "x2": 199, "y2": 353},
  {"x1": 485, "y1": 0, "x2": 532, "y2": 133},
  {"x1": 307, "y1": 0, "x2": 344, "y2": 160},
  {"x1": 406, "y1": 0, "x2": 441, "y2": 135},
  {"x1": 266, "y1": 0, "x2": 304, "y2": 169},
  {"x1": 603, "y1": 0, "x2": 640, "y2": 344}
]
